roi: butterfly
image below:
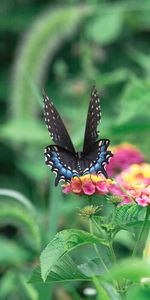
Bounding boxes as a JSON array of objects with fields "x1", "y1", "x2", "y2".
[{"x1": 43, "y1": 86, "x2": 113, "y2": 186}]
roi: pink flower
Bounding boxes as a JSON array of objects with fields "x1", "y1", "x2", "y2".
[
  {"x1": 96, "y1": 181, "x2": 109, "y2": 194},
  {"x1": 108, "y1": 177, "x2": 150, "y2": 207},
  {"x1": 108, "y1": 183, "x2": 124, "y2": 196},
  {"x1": 71, "y1": 177, "x2": 82, "y2": 194},
  {"x1": 62, "y1": 174, "x2": 113, "y2": 196},
  {"x1": 106, "y1": 143, "x2": 144, "y2": 177},
  {"x1": 82, "y1": 179, "x2": 96, "y2": 195},
  {"x1": 118, "y1": 196, "x2": 132, "y2": 206},
  {"x1": 63, "y1": 185, "x2": 72, "y2": 194},
  {"x1": 136, "y1": 195, "x2": 150, "y2": 207}
]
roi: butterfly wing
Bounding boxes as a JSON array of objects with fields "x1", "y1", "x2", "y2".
[
  {"x1": 82, "y1": 139, "x2": 113, "y2": 178},
  {"x1": 83, "y1": 86, "x2": 101, "y2": 153},
  {"x1": 45, "y1": 145, "x2": 78, "y2": 186},
  {"x1": 43, "y1": 93, "x2": 75, "y2": 153}
]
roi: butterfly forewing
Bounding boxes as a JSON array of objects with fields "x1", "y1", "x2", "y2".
[
  {"x1": 43, "y1": 93, "x2": 75, "y2": 153},
  {"x1": 83, "y1": 86, "x2": 101, "y2": 152}
]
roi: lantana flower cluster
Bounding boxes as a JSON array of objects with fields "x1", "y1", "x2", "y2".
[
  {"x1": 109, "y1": 181, "x2": 150, "y2": 207},
  {"x1": 116, "y1": 163, "x2": 150, "y2": 186},
  {"x1": 106, "y1": 143, "x2": 144, "y2": 177},
  {"x1": 63, "y1": 174, "x2": 113, "y2": 196},
  {"x1": 62, "y1": 144, "x2": 150, "y2": 208},
  {"x1": 112, "y1": 163, "x2": 150, "y2": 207}
]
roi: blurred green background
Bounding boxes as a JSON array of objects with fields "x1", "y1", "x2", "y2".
[{"x1": 0, "y1": 0, "x2": 150, "y2": 299}]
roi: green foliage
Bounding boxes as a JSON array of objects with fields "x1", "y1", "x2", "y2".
[
  {"x1": 0, "y1": 271, "x2": 38, "y2": 300},
  {"x1": 40, "y1": 229, "x2": 106, "y2": 281},
  {"x1": 126, "y1": 284, "x2": 150, "y2": 300},
  {"x1": 0, "y1": 237, "x2": 29, "y2": 266},
  {"x1": 30, "y1": 254, "x2": 88, "y2": 283},
  {"x1": 10, "y1": 6, "x2": 91, "y2": 120},
  {"x1": 1, "y1": 0, "x2": 150, "y2": 299},
  {"x1": 118, "y1": 77, "x2": 150, "y2": 124},
  {"x1": 86, "y1": 7, "x2": 123, "y2": 45},
  {"x1": 0, "y1": 189, "x2": 41, "y2": 251},
  {"x1": 93, "y1": 204, "x2": 144, "y2": 237},
  {"x1": 107, "y1": 258, "x2": 150, "y2": 282},
  {"x1": 111, "y1": 204, "x2": 143, "y2": 232}
]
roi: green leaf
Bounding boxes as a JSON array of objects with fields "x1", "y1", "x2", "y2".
[
  {"x1": 126, "y1": 284, "x2": 150, "y2": 300},
  {"x1": 0, "y1": 271, "x2": 38, "y2": 300},
  {"x1": 19, "y1": 274, "x2": 38, "y2": 300},
  {"x1": 97, "y1": 68, "x2": 129, "y2": 87},
  {"x1": 111, "y1": 204, "x2": 143, "y2": 231},
  {"x1": 40, "y1": 229, "x2": 106, "y2": 282},
  {"x1": 93, "y1": 205, "x2": 146, "y2": 236},
  {"x1": 103, "y1": 282, "x2": 121, "y2": 300},
  {"x1": 107, "y1": 122, "x2": 150, "y2": 136},
  {"x1": 79, "y1": 258, "x2": 110, "y2": 277},
  {"x1": 0, "y1": 237, "x2": 29, "y2": 266},
  {"x1": 0, "y1": 201, "x2": 41, "y2": 251},
  {"x1": 86, "y1": 9, "x2": 123, "y2": 45},
  {"x1": 30, "y1": 254, "x2": 89, "y2": 283},
  {"x1": 118, "y1": 77, "x2": 150, "y2": 123},
  {"x1": 108, "y1": 259, "x2": 150, "y2": 282},
  {"x1": 0, "y1": 188, "x2": 35, "y2": 213},
  {"x1": 1, "y1": 120, "x2": 48, "y2": 144}
]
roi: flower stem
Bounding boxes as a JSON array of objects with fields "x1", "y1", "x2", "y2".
[
  {"x1": 109, "y1": 242, "x2": 117, "y2": 265},
  {"x1": 91, "y1": 216, "x2": 105, "y2": 238},
  {"x1": 89, "y1": 217, "x2": 110, "y2": 275},
  {"x1": 132, "y1": 206, "x2": 150, "y2": 257},
  {"x1": 108, "y1": 241, "x2": 123, "y2": 293}
]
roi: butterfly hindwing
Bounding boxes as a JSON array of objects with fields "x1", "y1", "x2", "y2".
[
  {"x1": 43, "y1": 93, "x2": 75, "y2": 153},
  {"x1": 44, "y1": 145, "x2": 78, "y2": 186},
  {"x1": 83, "y1": 139, "x2": 113, "y2": 178},
  {"x1": 83, "y1": 86, "x2": 101, "y2": 152}
]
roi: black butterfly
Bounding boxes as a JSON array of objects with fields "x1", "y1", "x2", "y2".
[{"x1": 43, "y1": 86, "x2": 113, "y2": 186}]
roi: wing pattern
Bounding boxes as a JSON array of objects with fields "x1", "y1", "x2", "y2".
[
  {"x1": 83, "y1": 139, "x2": 113, "y2": 178},
  {"x1": 43, "y1": 93, "x2": 75, "y2": 153},
  {"x1": 44, "y1": 139, "x2": 113, "y2": 185},
  {"x1": 44, "y1": 145, "x2": 78, "y2": 186},
  {"x1": 44, "y1": 87, "x2": 113, "y2": 186},
  {"x1": 83, "y1": 86, "x2": 101, "y2": 152}
]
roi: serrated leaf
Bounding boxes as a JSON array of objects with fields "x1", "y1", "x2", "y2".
[
  {"x1": 30, "y1": 254, "x2": 88, "y2": 283},
  {"x1": 111, "y1": 204, "x2": 143, "y2": 230},
  {"x1": 40, "y1": 229, "x2": 106, "y2": 282},
  {"x1": 93, "y1": 205, "x2": 146, "y2": 235}
]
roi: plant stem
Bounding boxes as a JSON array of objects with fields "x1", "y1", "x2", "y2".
[
  {"x1": 91, "y1": 216, "x2": 105, "y2": 238},
  {"x1": 132, "y1": 207, "x2": 150, "y2": 257},
  {"x1": 89, "y1": 217, "x2": 110, "y2": 275},
  {"x1": 92, "y1": 276, "x2": 110, "y2": 300},
  {"x1": 108, "y1": 241, "x2": 123, "y2": 293},
  {"x1": 109, "y1": 242, "x2": 117, "y2": 265}
]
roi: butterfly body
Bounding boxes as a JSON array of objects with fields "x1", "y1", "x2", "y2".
[{"x1": 43, "y1": 86, "x2": 113, "y2": 186}]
